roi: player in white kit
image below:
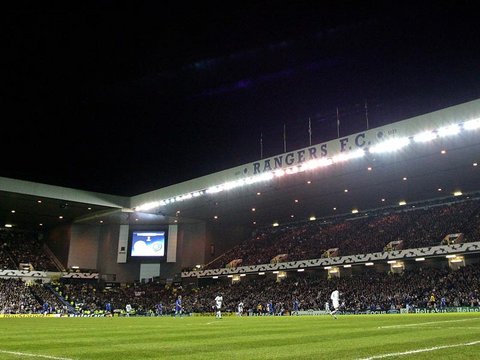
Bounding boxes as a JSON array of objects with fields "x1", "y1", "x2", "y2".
[
  {"x1": 215, "y1": 294, "x2": 223, "y2": 319},
  {"x1": 330, "y1": 289, "x2": 340, "y2": 319},
  {"x1": 237, "y1": 301, "x2": 244, "y2": 316}
]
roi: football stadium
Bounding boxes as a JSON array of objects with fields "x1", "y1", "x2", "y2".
[{"x1": 1, "y1": 98, "x2": 480, "y2": 359}]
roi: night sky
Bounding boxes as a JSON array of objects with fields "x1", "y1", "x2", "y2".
[{"x1": 3, "y1": 0, "x2": 480, "y2": 196}]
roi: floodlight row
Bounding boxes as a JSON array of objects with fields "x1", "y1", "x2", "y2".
[{"x1": 135, "y1": 118, "x2": 480, "y2": 212}]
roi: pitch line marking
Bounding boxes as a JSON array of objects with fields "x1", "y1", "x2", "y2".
[
  {"x1": 356, "y1": 340, "x2": 480, "y2": 360},
  {"x1": 0, "y1": 350, "x2": 74, "y2": 360},
  {"x1": 205, "y1": 321, "x2": 221, "y2": 325},
  {"x1": 415, "y1": 326, "x2": 480, "y2": 330},
  {"x1": 377, "y1": 318, "x2": 478, "y2": 329}
]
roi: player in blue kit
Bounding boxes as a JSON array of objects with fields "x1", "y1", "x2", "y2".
[
  {"x1": 155, "y1": 302, "x2": 163, "y2": 316},
  {"x1": 292, "y1": 298, "x2": 300, "y2": 315},
  {"x1": 105, "y1": 302, "x2": 112, "y2": 316},
  {"x1": 175, "y1": 295, "x2": 182, "y2": 317}
]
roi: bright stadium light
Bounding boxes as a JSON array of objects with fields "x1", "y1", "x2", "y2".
[
  {"x1": 285, "y1": 166, "x2": 300, "y2": 175},
  {"x1": 135, "y1": 201, "x2": 161, "y2": 211},
  {"x1": 136, "y1": 114, "x2": 479, "y2": 214},
  {"x1": 318, "y1": 158, "x2": 334, "y2": 167},
  {"x1": 413, "y1": 130, "x2": 437, "y2": 143},
  {"x1": 463, "y1": 118, "x2": 480, "y2": 130},
  {"x1": 206, "y1": 185, "x2": 224, "y2": 194},
  {"x1": 332, "y1": 149, "x2": 365, "y2": 162},
  {"x1": 437, "y1": 124, "x2": 460, "y2": 137},
  {"x1": 348, "y1": 148, "x2": 366, "y2": 159},
  {"x1": 369, "y1": 137, "x2": 410, "y2": 153},
  {"x1": 303, "y1": 158, "x2": 332, "y2": 170}
]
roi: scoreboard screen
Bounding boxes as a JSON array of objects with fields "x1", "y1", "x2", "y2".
[{"x1": 129, "y1": 230, "x2": 166, "y2": 257}]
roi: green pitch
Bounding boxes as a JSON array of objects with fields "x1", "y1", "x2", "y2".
[{"x1": 1, "y1": 313, "x2": 480, "y2": 359}]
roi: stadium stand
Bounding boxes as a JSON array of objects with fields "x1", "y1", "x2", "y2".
[
  {"x1": 0, "y1": 229, "x2": 60, "y2": 272},
  {"x1": 0, "y1": 278, "x2": 65, "y2": 314},
  {"x1": 4, "y1": 260, "x2": 478, "y2": 316},
  {"x1": 204, "y1": 196, "x2": 480, "y2": 269},
  {"x1": 1, "y1": 193, "x2": 479, "y2": 316}
]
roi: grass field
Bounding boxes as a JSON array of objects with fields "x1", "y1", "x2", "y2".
[{"x1": 1, "y1": 313, "x2": 480, "y2": 360}]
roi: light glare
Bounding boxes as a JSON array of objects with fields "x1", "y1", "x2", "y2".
[
  {"x1": 437, "y1": 124, "x2": 460, "y2": 137},
  {"x1": 414, "y1": 131, "x2": 437, "y2": 143},
  {"x1": 369, "y1": 137, "x2": 410, "y2": 153},
  {"x1": 463, "y1": 118, "x2": 480, "y2": 130}
]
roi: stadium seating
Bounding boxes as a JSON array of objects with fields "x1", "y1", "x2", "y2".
[
  {"x1": 1, "y1": 195, "x2": 480, "y2": 316},
  {"x1": 0, "y1": 229, "x2": 60, "y2": 272},
  {"x1": 205, "y1": 196, "x2": 480, "y2": 269}
]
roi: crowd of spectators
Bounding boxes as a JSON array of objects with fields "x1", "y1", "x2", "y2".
[
  {"x1": 51, "y1": 280, "x2": 179, "y2": 316},
  {"x1": 0, "y1": 229, "x2": 59, "y2": 271},
  {"x1": 0, "y1": 243, "x2": 15, "y2": 270},
  {"x1": 205, "y1": 197, "x2": 480, "y2": 269},
  {"x1": 0, "y1": 277, "x2": 69, "y2": 315},
  {"x1": 2, "y1": 262, "x2": 479, "y2": 316},
  {"x1": 0, "y1": 278, "x2": 47, "y2": 314},
  {"x1": 174, "y1": 264, "x2": 480, "y2": 315},
  {"x1": 1, "y1": 197, "x2": 478, "y2": 274}
]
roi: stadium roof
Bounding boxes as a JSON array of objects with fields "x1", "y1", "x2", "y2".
[{"x1": 1, "y1": 99, "x2": 479, "y2": 232}]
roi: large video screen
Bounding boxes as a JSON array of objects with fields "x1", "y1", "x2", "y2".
[{"x1": 129, "y1": 230, "x2": 166, "y2": 257}]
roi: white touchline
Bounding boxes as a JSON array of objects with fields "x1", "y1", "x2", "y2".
[
  {"x1": 356, "y1": 340, "x2": 480, "y2": 360},
  {"x1": 0, "y1": 349, "x2": 74, "y2": 360},
  {"x1": 378, "y1": 318, "x2": 478, "y2": 329}
]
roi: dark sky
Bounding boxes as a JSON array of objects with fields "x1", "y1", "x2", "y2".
[{"x1": 3, "y1": 0, "x2": 480, "y2": 196}]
